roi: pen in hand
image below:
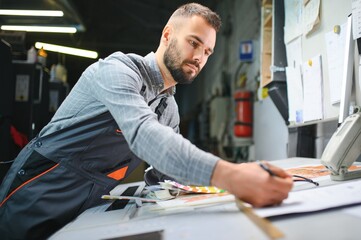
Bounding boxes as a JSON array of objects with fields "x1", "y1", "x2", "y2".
[
  {"x1": 258, "y1": 162, "x2": 277, "y2": 177},
  {"x1": 258, "y1": 162, "x2": 318, "y2": 186}
]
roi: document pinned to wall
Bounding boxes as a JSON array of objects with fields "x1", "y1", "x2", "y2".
[
  {"x1": 15, "y1": 75, "x2": 30, "y2": 102},
  {"x1": 325, "y1": 22, "x2": 347, "y2": 104},
  {"x1": 303, "y1": 0, "x2": 320, "y2": 36},
  {"x1": 286, "y1": 37, "x2": 304, "y2": 123},
  {"x1": 284, "y1": 0, "x2": 303, "y2": 44},
  {"x1": 302, "y1": 55, "x2": 323, "y2": 122},
  {"x1": 359, "y1": 57, "x2": 361, "y2": 102},
  {"x1": 286, "y1": 67, "x2": 304, "y2": 123},
  {"x1": 352, "y1": 0, "x2": 361, "y2": 39}
]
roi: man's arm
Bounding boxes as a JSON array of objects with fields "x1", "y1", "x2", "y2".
[
  {"x1": 211, "y1": 160, "x2": 293, "y2": 207},
  {"x1": 92, "y1": 54, "x2": 219, "y2": 186}
]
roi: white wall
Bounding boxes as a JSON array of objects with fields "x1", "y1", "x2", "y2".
[{"x1": 253, "y1": 97, "x2": 288, "y2": 160}]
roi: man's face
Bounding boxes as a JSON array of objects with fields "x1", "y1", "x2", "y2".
[{"x1": 163, "y1": 16, "x2": 216, "y2": 84}]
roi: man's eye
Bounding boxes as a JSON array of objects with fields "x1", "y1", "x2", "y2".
[{"x1": 189, "y1": 40, "x2": 197, "y2": 47}]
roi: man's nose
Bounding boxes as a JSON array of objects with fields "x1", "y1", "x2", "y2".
[{"x1": 193, "y1": 48, "x2": 204, "y2": 64}]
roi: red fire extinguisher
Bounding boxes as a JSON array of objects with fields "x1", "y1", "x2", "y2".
[{"x1": 234, "y1": 90, "x2": 253, "y2": 137}]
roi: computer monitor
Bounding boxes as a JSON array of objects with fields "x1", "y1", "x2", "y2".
[{"x1": 338, "y1": 14, "x2": 361, "y2": 125}]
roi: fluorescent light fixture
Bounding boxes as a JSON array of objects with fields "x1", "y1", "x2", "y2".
[
  {"x1": 0, "y1": 25, "x2": 77, "y2": 33},
  {"x1": 0, "y1": 9, "x2": 64, "y2": 17},
  {"x1": 35, "y1": 42, "x2": 98, "y2": 59}
]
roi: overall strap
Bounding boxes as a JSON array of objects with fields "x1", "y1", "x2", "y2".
[
  {"x1": 155, "y1": 97, "x2": 168, "y2": 119},
  {"x1": 140, "y1": 85, "x2": 146, "y2": 95}
]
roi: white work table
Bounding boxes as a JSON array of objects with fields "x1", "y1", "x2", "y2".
[{"x1": 50, "y1": 158, "x2": 361, "y2": 240}]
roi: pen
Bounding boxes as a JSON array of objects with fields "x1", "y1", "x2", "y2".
[{"x1": 258, "y1": 162, "x2": 276, "y2": 177}]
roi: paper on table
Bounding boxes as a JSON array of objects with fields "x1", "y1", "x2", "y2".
[
  {"x1": 302, "y1": 54, "x2": 323, "y2": 122},
  {"x1": 255, "y1": 180, "x2": 361, "y2": 218},
  {"x1": 287, "y1": 164, "x2": 331, "y2": 179},
  {"x1": 156, "y1": 193, "x2": 234, "y2": 209},
  {"x1": 160, "y1": 180, "x2": 226, "y2": 194},
  {"x1": 286, "y1": 164, "x2": 361, "y2": 179}
]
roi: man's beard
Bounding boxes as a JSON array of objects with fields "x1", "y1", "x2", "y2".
[{"x1": 163, "y1": 39, "x2": 199, "y2": 84}]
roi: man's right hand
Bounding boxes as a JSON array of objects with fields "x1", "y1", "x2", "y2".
[{"x1": 211, "y1": 160, "x2": 293, "y2": 207}]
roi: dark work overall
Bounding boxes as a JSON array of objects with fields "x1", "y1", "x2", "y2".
[{"x1": 0, "y1": 108, "x2": 161, "y2": 239}]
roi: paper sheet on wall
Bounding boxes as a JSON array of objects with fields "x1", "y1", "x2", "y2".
[
  {"x1": 325, "y1": 23, "x2": 347, "y2": 104},
  {"x1": 286, "y1": 37, "x2": 303, "y2": 71},
  {"x1": 352, "y1": 0, "x2": 361, "y2": 40},
  {"x1": 359, "y1": 58, "x2": 361, "y2": 99},
  {"x1": 302, "y1": 55, "x2": 323, "y2": 122},
  {"x1": 286, "y1": 67, "x2": 304, "y2": 123},
  {"x1": 284, "y1": 0, "x2": 303, "y2": 44},
  {"x1": 15, "y1": 75, "x2": 30, "y2": 102},
  {"x1": 303, "y1": 0, "x2": 320, "y2": 36},
  {"x1": 286, "y1": 37, "x2": 304, "y2": 123}
]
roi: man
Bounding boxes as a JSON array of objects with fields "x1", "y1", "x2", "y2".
[{"x1": 0, "y1": 3, "x2": 293, "y2": 239}]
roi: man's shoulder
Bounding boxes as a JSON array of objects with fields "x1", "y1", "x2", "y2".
[
  {"x1": 105, "y1": 52, "x2": 146, "y2": 66},
  {"x1": 98, "y1": 52, "x2": 162, "y2": 91},
  {"x1": 101, "y1": 52, "x2": 152, "y2": 74}
]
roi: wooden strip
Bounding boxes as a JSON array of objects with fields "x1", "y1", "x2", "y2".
[{"x1": 236, "y1": 199, "x2": 284, "y2": 239}]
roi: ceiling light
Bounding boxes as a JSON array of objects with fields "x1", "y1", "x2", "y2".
[
  {"x1": 0, "y1": 9, "x2": 64, "y2": 17},
  {"x1": 35, "y1": 42, "x2": 98, "y2": 59},
  {"x1": 1, "y1": 25, "x2": 77, "y2": 33}
]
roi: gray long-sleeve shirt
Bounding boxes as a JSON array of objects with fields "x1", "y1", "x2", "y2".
[{"x1": 39, "y1": 52, "x2": 219, "y2": 185}]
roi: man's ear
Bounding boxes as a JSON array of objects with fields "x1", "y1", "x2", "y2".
[{"x1": 161, "y1": 25, "x2": 172, "y2": 46}]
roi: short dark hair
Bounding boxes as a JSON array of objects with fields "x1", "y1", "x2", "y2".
[{"x1": 170, "y1": 3, "x2": 222, "y2": 32}]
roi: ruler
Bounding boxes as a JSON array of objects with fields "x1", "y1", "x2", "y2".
[{"x1": 236, "y1": 199, "x2": 284, "y2": 239}]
